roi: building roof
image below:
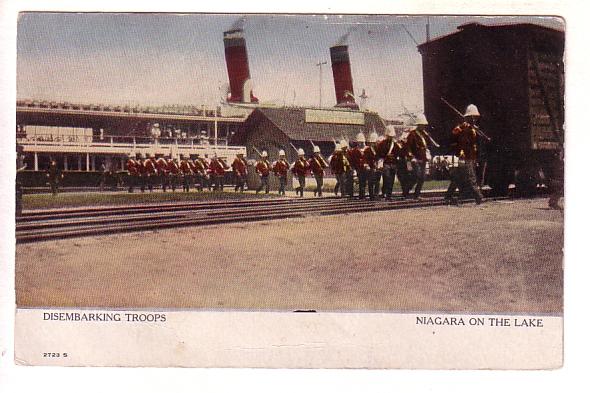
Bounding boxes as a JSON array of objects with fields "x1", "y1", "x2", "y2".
[
  {"x1": 243, "y1": 106, "x2": 387, "y2": 143},
  {"x1": 417, "y1": 22, "x2": 564, "y2": 53}
]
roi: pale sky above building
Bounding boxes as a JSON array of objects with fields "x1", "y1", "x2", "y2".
[{"x1": 17, "y1": 13, "x2": 563, "y2": 119}]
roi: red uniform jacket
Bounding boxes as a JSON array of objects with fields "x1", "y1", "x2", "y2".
[
  {"x1": 376, "y1": 138, "x2": 403, "y2": 165},
  {"x1": 255, "y1": 160, "x2": 271, "y2": 176},
  {"x1": 452, "y1": 122, "x2": 478, "y2": 160},
  {"x1": 272, "y1": 159, "x2": 289, "y2": 177},
  {"x1": 192, "y1": 159, "x2": 205, "y2": 174},
  {"x1": 209, "y1": 159, "x2": 228, "y2": 176},
  {"x1": 406, "y1": 130, "x2": 428, "y2": 161},
  {"x1": 179, "y1": 160, "x2": 192, "y2": 175},
  {"x1": 167, "y1": 160, "x2": 180, "y2": 175},
  {"x1": 232, "y1": 157, "x2": 248, "y2": 176},
  {"x1": 126, "y1": 159, "x2": 139, "y2": 176},
  {"x1": 330, "y1": 152, "x2": 350, "y2": 175},
  {"x1": 291, "y1": 157, "x2": 310, "y2": 177},
  {"x1": 308, "y1": 155, "x2": 327, "y2": 176},
  {"x1": 363, "y1": 146, "x2": 378, "y2": 170},
  {"x1": 156, "y1": 158, "x2": 168, "y2": 175},
  {"x1": 144, "y1": 159, "x2": 157, "y2": 175},
  {"x1": 347, "y1": 147, "x2": 365, "y2": 171}
]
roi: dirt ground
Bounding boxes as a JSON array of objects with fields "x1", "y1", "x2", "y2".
[{"x1": 15, "y1": 199, "x2": 563, "y2": 314}]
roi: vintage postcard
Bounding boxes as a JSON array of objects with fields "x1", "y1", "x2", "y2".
[{"x1": 12, "y1": 11, "x2": 564, "y2": 369}]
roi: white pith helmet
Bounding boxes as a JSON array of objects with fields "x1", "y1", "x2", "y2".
[
  {"x1": 356, "y1": 132, "x2": 366, "y2": 143},
  {"x1": 464, "y1": 104, "x2": 480, "y2": 117},
  {"x1": 149, "y1": 152, "x2": 155, "y2": 158},
  {"x1": 313, "y1": 145, "x2": 321, "y2": 153},
  {"x1": 297, "y1": 148, "x2": 305, "y2": 156},
  {"x1": 340, "y1": 140, "x2": 349, "y2": 149},
  {"x1": 368, "y1": 132, "x2": 378, "y2": 143},
  {"x1": 261, "y1": 150, "x2": 268, "y2": 158},
  {"x1": 386, "y1": 126, "x2": 396, "y2": 137},
  {"x1": 278, "y1": 149, "x2": 285, "y2": 156},
  {"x1": 415, "y1": 113, "x2": 429, "y2": 126}
]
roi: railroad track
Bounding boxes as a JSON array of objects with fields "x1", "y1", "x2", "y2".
[{"x1": 16, "y1": 191, "x2": 511, "y2": 243}]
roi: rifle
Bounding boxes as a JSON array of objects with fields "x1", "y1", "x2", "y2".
[
  {"x1": 401, "y1": 104, "x2": 440, "y2": 148},
  {"x1": 252, "y1": 146, "x2": 263, "y2": 158},
  {"x1": 289, "y1": 142, "x2": 300, "y2": 155},
  {"x1": 440, "y1": 97, "x2": 491, "y2": 142}
]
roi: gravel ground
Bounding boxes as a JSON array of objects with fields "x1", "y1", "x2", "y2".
[{"x1": 15, "y1": 199, "x2": 563, "y2": 314}]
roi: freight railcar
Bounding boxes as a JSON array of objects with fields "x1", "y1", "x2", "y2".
[{"x1": 418, "y1": 22, "x2": 564, "y2": 195}]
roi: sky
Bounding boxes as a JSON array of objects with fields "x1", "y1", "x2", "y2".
[{"x1": 17, "y1": 13, "x2": 563, "y2": 119}]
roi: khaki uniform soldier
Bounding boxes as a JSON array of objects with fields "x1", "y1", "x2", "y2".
[
  {"x1": 232, "y1": 152, "x2": 248, "y2": 193},
  {"x1": 445, "y1": 104, "x2": 484, "y2": 204},
  {"x1": 363, "y1": 132, "x2": 380, "y2": 200},
  {"x1": 308, "y1": 145, "x2": 328, "y2": 197},
  {"x1": 291, "y1": 148, "x2": 309, "y2": 197},
  {"x1": 46, "y1": 158, "x2": 63, "y2": 195},
  {"x1": 340, "y1": 140, "x2": 354, "y2": 197},
  {"x1": 255, "y1": 151, "x2": 271, "y2": 194},
  {"x1": 272, "y1": 150, "x2": 289, "y2": 196}
]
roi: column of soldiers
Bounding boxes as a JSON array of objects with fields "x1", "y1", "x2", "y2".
[
  {"x1": 121, "y1": 104, "x2": 487, "y2": 202},
  {"x1": 125, "y1": 152, "x2": 220, "y2": 193}
]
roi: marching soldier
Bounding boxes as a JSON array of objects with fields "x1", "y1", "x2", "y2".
[
  {"x1": 231, "y1": 152, "x2": 248, "y2": 193},
  {"x1": 396, "y1": 133, "x2": 415, "y2": 199},
  {"x1": 210, "y1": 154, "x2": 229, "y2": 191},
  {"x1": 167, "y1": 155, "x2": 180, "y2": 192},
  {"x1": 46, "y1": 158, "x2": 63, "y2": 195},
  {"x1": 445, "y1": 104, "x2": 484, "y2": 204},
  {"x1": 308, "y1": 145, "x2": 328, "y2": 197},
  {"x1": 272, "y1": 150, "x2": 289, "y2": 196},
  {"x1": 144, "y1": 153, "x2": 157, "y2": 192},
  {"x1": 348, "y1": 132, "x2": 368, "y2": 199},
  {"x1": 291, "y1": 148, "x2": 309, "y2": 197},
  {"x1": 192, "y1": 154, "x2": 206, "y2": 192},
  {"x1": 376, "y1": 127, "x2": 403, "y2": 200},
  {"x1": 201, "y1": 153, "x2": 212, "y2": 191},
  {"x1": 156, "y1": 154, "x2": 169, "y2": 192},
  {"x1": 364, "y1": 131, "x2": 379, "y2": 200},
  {"x1": 255, "y1": 151, "x2": 271, "y2": 194},
  {"x1": 179, "y1": 154, "x2": 193, "y2": 192},
  {"x1": 340, "y1": 140, "x2": 354, "y2": 197},
  {"x1": 406, "y1": 114, "x2": 433, "y2": 199},
  {"x1": 126, "y1": 153, "x2": 139, "y2": 193},
  {"x1": 330, "y1": 143, "x2": 351, "y2": 198}
]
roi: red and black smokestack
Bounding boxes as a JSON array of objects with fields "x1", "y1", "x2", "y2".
[
  {"x1": 223, "y1": 29, "x2": 258, "y2": 103},
  {"x1": 330, "y1": 45, "x2": 358, "y2": 110}
]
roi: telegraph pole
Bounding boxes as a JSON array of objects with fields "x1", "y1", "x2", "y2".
[{"x1": 316, "y1": 61, "x2": 327, "y2": 107}]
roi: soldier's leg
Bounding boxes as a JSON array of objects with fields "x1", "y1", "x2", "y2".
[
  {"x1": 466, "y1": 161, "x2": 483, "y2": 203},
  {"x1": 373, "y1": 171, "x2": 382, "y2": 198},
  {"x1": 358, "y1": 169, "x2": 367, "y2": 199},
  {"x1": 256, "y1": 176, "x2": 263, "y2": 193},
  {"x1": 317, "y1": 175, "x2": 323, "y2": 196},
  {"x1": 414, "y1": 161, "x2": 426, "y2": 198},
  {"x1": 264, "y1": 175, "x2": 269, "y2": 193},
  {"x1": 334, "y1": 178, "x2": 339, "y2": 195},
  {"x1": 346, "y1": 171, "x2": 354, "y2": 197},
  {"x1": 298, "y1": 175, "x2": 305, "y2": 196},
  {"x1": 382, "y1": 165, "x2": 392, "y2": 199}
]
